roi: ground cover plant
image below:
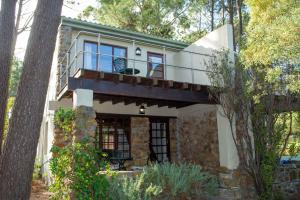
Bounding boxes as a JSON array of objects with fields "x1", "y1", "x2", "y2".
[{"x1": 109, "y1": 162, "x2": 218, "y2": 200}]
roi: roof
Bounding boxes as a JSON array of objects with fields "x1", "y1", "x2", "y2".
[{"x1": 61, "y1": 17, "x2": 189, "y2": 50}]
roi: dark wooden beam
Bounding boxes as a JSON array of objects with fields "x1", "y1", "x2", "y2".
[
  {"x1": 124, "y1": 98, "x2": 135, "y2": 105},
  {"x1": 167, "y1": 80, "x2": 174, "y2": 88},
  {"x1": 152, "y1": 78, "x2": 158, "y2": 86},
  {"x1": 67, "y1": 77, "x2": 212, "y2": 104},
  {"x1": 181, "y1": 82, "x2": 189, "y2": 90}
]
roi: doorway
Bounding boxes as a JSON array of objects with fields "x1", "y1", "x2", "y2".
[{"x1": 149, "y1": 118, "x2": 170, "y2": 163}]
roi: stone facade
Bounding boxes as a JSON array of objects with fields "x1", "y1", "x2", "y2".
[
  {"x1": 179, "y1": 109, "x2": 220, "y2": 172},
  {"x1": 169, "y1": 118, "x2": 179, "y2": 163},
  {"x1": 56, "y1": 25, "x2": 72, "y2": 93},
  {"x1": 127, "y1": 117, "x2": 150, "y2": 167},
  {"x1": 52, "y1": 106, "x2": 97, "y2": 150},
  {"x1": 72, "y1": 106, "x2": 97, "y2": 143},
  {"x1": 274, "y1": 164, "x2": 300, "y2": 199}
]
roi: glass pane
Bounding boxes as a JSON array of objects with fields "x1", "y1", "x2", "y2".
[
  {"x1": 113, "y1": 47, "x2": 127, "y2": 72},
  {"x1": 114, "y1": 47, "x2": 126, "y2": 58},
  {"x1": 84, "y1": 42, "x2": 97, "y2": 70},
  {"x1": 99, "y1": 45, "x2": 113, "y2": 72},
  {"x1": 148, "y1": 54, "x2": 164, "y2": 78}
]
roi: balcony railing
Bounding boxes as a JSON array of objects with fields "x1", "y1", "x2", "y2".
[{"x1": 57, "y1": 31, "x2": 214, "y2": 93}]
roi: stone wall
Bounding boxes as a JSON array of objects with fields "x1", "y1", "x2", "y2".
[
  {"x1": 56, "y1": 25, "x2": 72, "y2": 93},
  {"x1": 178, "y1": 108, "x2": 220, "y2": 172},
  {"x1": 274, "y1": 164, "x2": 300, "y2": 199},
  {"x1": 127, "y1": 117, "x2": 150, "y2": 168},
  {"x1": 72, "y1": 106, "x2": 97, "y2": 143},
  {"x1": 52, "y1": 106, "x2": 97, "y2": 150},
  {"x1": 169, "y1": 118, "x2": 179, "y2": 163}
]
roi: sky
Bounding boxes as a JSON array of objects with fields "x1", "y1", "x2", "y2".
[{"x1": 15, "y1": 0, "x2": 98, "y2": 60}]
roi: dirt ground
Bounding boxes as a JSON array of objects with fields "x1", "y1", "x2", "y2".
[{"x1": 30, "y1": 180, "x2": 52, "y2": 200}]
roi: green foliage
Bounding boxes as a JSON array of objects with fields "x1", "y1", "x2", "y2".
[
  {"x1": 182, "y1": 30, "x2": 207, "y2": 43},
  {"x1": 9, "y1": 58, "x2": 23, "y2": 97},
  {"x1": 54, "y1": 108, "x2": 75, "y2": 134},
  {"x1": 208, "y1": 50, "x2": 300, "y2": 199},
  {"x1": 243, "y1": 0, "x2": 300, "y2": 65},
  {"x1": 80, "y1": 0, "x2": 190, "y2": 39},
  {"x1": 3, "y1": 97, "x2": 15, "y2": 144},
  {"x1": 32, "y1": 160, "x2": 42, "y2": 180},
  {"x1": 50, "y1": 139, "x2": 110, "y2": 200},
  {"x1": 109, "y1": 163, "x2": 218, "y2": 200}
]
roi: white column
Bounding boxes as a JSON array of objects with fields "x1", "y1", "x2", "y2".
[
  {"x1": 217, "y1": 105, "x2": 239, "y2": 170},
  {"x1": 73, "y1": 89, "x2": 93, "y2": 108}
]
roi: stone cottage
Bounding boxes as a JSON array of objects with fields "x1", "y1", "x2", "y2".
[{"x1": 37, "y1": 17, "x2": 249, "y2": 198}]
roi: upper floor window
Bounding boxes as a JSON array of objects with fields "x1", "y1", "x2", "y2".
[
  {"x1": 147, "y1": 52, "x2": 164, "y2": 79},
  {"x1": 84, "y1": 41, "x2": 127, "y2": 73}
]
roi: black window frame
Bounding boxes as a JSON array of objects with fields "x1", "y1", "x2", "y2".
[
  {"x1": 83, "y1": 41, "x2": 128, "y2": 72},
  {"x1": 149, "y1": 118, "x2": 170, "y2": 163},
  {"x1": 96, "y1": 115, "x2": 131, "y2": 161}
]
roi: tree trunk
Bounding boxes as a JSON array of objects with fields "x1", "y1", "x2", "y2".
[
  {"x1": 236, "y1": 0, "x2": 243, "y2": 49},
  {"x1": 0, "y1": 0, "x2": 63, "y2": 199},
  {"x1": 11, "y1": 0, "x2": 24, "y2": 57},
  {"x1": 0, "y1": 0, "x2": 18, "y2": 154},
  {"x1": 210, "y1": 0, "x2": 215, "y2": 31},
  {"x1": 222, "y1": 0, "x2": 225, "y2": 25},
  {"x1": 228, "y1": 0, "x2": 236, "y2": 51}
]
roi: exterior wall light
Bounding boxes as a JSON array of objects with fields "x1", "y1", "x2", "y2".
[
  {"x1": 135, "y1": 47, "x2": 142, "y2": 56},
  {"x1": 139, "y1": 105, "x2": 146, "y2": 114}
]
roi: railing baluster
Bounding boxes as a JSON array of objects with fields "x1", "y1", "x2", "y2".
[
  {"x1": 190, "y1": 52, "x2": 194, "y2": 84},
  {"x1": 163, "y1": 47, "x2": 166, "y2": 80},
  {"x1": 97, "y1": 33, "x2": 101, "y2": 71},
  {"x1": 132, "y1": 40, "x2": 135, "y2": 75}
]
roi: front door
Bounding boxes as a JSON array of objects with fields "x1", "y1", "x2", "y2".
[{"x1": 149, "y1": 118, "x2": 170, "y2": 163}]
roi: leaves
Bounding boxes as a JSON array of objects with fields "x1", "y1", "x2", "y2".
[{"x1": 243, "y1": 0, "x2": 300, "y2": 65}]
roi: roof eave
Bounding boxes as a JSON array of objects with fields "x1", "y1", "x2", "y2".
[{"x1": 61, "y1": 17, "x2": 189, "y2": 50}]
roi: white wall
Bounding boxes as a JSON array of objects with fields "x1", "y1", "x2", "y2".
[
  {"x1": 68, "y1": 24, "x2": 233, "y2": 86},
  {"x1": 217, "y1": 105, "x2": 239, "y2": 169},
  {"x1": 171, "y1": 24, "x2": 234, "y2": 85}
]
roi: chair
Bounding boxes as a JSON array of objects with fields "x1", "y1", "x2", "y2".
[{"x1": 113, "y1": 57, "x2": 127, "y2": 73}]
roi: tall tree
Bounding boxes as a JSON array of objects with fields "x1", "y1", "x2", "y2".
[
  {"x1": 0, "y1": 0, "x2": 18, "y2": 154},
  {"x1": 210, "y1": 0, "x2": 215, "y2": 31},
  {"x1": 81, "y1": 0, "x2": 191, "y2": 38},
  {"x1": 0, "y1": 0, "x2": 63, "y2": 198},
  {"x1": 11, "y1": 0, "x2": 34, "y2": 57}
]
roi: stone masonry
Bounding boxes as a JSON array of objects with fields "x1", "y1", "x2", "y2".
[
  {"x1": 127, "y1": 117, "x2": 150, "y2": 168},
  {"x1": 52, "y1": 106, "x2": 97, "y2": 149},
  {"x1": 56, "y1": 25, "x2": 72, "y2": 94},
  {"x1": 169, "y1": 118, "x2": 179, "y2": 163},
  {"x1": 179, "y1": 109, "x2": 220, "y2": 172},
  {"x1": 72, "y1": 106, "x2": 97, "y2": 143}
]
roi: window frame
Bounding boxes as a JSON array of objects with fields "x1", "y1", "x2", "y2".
[
  {"x1": 147, "y1": 52, "x2": 165, "y2": 79},
  {"x1": 83, "y1": 41, "x2": 128, "y2": 72},
  {"x1": 149, "y1": 117, "x2": 170, "y2": 163},
  {"x1": 97, "y1": 115, "x2": 131, "y2": 160}
]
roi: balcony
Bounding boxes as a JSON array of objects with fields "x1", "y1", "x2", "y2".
[{"x1": 57, "y1": 31, "x2": 215, "y2": 107}]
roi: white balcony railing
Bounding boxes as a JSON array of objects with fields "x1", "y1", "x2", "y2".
[{"x1": 58, "y1": 31, "x2": 214, "y2": 92}]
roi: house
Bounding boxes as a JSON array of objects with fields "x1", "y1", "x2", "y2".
[{"x1": 37, "y1": 17, "x2": 242, "y2": 194}]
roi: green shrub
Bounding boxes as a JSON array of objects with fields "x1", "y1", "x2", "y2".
[
  {"x1": 54, "y1": 108, "x2": 75, "y2": 134},
  {"x1": 50, "y1": 138, "x2": 110, "y2": 200},
  {"x1": 109, "y1": 163, "x2": 218, "y2": 200},
  {"x1": 32, "y1": 160, "x2": 42, "y2": 180}
]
